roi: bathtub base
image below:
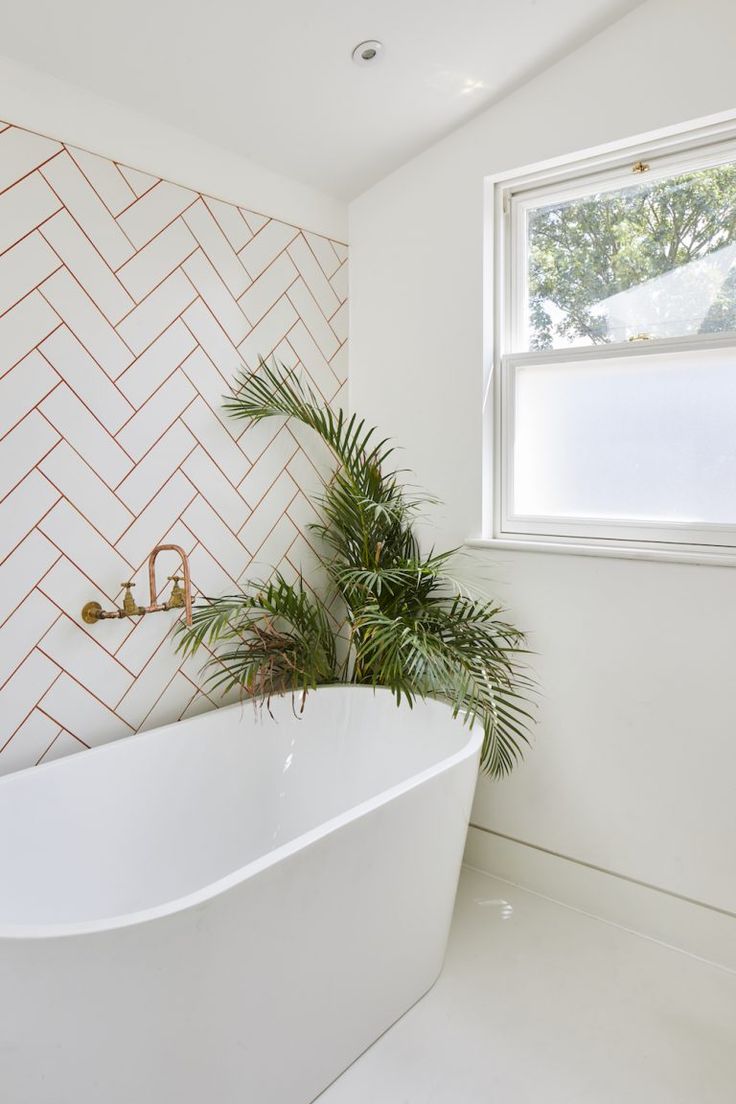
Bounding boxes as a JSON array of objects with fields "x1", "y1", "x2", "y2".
[{"x1": 1, "y1": 755, "x2": 475, "y2": 1104}]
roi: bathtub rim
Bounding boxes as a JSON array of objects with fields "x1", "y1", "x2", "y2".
[{"x1": 0, "y1": 686, "x2": 482, "y2": 942}]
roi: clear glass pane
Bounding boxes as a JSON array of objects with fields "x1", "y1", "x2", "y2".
[
  {"x1": 511, "y1": 347, "x2": 736, "y2": 525},
  {"x1": 526, "y1": 164, "x2": 736, "y2": 350}
]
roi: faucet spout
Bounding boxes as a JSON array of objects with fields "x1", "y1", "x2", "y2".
[{"x1": 147, "y1": 545, "x2": 193, "y2": 625}]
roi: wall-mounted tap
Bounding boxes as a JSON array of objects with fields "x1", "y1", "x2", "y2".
[
  {"x1": 81, "y1": 546, "x2": 193, "y2": 626},
  {"x1": 147, "y1": 545, "x2": 193, "y2": 624}
]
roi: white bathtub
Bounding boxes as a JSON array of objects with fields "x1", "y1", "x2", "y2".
[{"x1": 0, "y1": 686, "x2": 481, "y2": 1104}]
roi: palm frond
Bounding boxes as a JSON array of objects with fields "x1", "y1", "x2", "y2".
[
  {"x1": 175, "y1": 572, "x2": 337, "y2": 701},
  {"x1": 179, "y1": 357, "x2": 537, "y2": 777}
]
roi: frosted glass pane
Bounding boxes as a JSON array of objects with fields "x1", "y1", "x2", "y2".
[
  {"x1": 526, "y1": 164, "x2": 736, "y2": 350},
  {"x1": 512, "y1": 348, "x2": 736, "y2": 524}
]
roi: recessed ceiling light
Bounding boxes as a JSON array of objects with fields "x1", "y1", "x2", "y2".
[{"x1": 352, "y1": 40, "x2": 383, "y2": 66}]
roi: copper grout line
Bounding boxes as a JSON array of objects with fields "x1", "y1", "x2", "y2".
[{"x1": 65, "y1": 145, "x2": 137, "y2": 217}]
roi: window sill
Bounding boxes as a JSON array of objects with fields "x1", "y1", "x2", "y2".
[{"x1": 465, "y1": 537, "x2": 736, "y2": 568}]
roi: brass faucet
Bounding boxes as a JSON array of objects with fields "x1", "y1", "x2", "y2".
[
  {"x1": 81, "y1": 545, "x2": 193, "y2": 625},
  {"x1": 147, "y1": 545, "x2": 193, "y2": 625}
]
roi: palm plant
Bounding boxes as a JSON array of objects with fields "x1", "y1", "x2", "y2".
[{"x1": 176, "y1": 360, "x2": 534, "y2": 776}]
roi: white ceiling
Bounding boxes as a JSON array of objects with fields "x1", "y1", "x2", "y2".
[{"x1": 2, "y1": 0, "x2": 641, "y2": 199}]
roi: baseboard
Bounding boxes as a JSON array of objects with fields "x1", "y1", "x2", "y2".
[{"x1": 463, "y1": 824, "x2": 736, "y2": 973}]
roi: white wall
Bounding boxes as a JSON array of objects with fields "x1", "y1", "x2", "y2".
[
  {"x1": 349, "y1": 0, "x2": 736, "y2": 915},
  {"x1": 0, "y1": 54, "x2": 346, "y2": 241}
]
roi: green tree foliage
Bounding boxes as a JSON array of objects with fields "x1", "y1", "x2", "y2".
[
  {"x1": 529, "y1": 165, "x2": 736, "y2": 348},
  {"x1": 176, "y1": 362, "x2": 535, "y2": 777}
]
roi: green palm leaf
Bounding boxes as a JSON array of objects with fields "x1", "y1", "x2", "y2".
[{"x1": 177, "y1": 359, "x2": 536, "y2": 777}]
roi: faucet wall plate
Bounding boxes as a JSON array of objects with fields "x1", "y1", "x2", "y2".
[{"x1": 81, "y1": 601, "x2": 103, "y2": 624}]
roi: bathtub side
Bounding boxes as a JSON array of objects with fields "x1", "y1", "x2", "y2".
[{"x1": 0, "y1": 740, "x2": 480, "y2": 1104}]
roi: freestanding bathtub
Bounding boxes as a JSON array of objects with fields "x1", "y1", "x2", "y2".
[{"x1": 0, "y1": 686, "x2": 481, "y2": 1104}]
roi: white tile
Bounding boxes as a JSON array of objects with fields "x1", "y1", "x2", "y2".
[
  {"x1": 286, "y1": 319, "x2": 341, "y2": 401},
  {"x1": 286, "y1": 445, "x2": 326, "y2": 502},
  {"x1": 330, "y1": 300, "x2": 349, "y2": 344},
  {"x1": 0, "y1": 232, "x2": 60, "y2": 317},
  {"x1": 0, "y1": 590, "x2": 59, "y2": 687},
  {"x1": 181, "y1": 298, "x2": 242, "y2": 381},
  {"x1": 319, "y1": 869, "x2": 736, "y2": 1104},
  {"x1": 0, "y1": 171, "x2": 60, "y2": 255},
  {"x1": 0, "y1": 650, "x2": 59, "y2": 737},
  {"x1": 41, "y1": 384, "x2": 133, "y2": 485},
  {"x1": 285, "y1": 488, "x2": 322, "y2": 535},
  {"x1": 117, "y1": 180, "x2": 197, "y2": 248},
  {"x1": 139, "y1": 672, "x2": 195, "y2": 732},
  {"x1": 181, "y1": 396, "x2": 250, "y2": 483},
  {"x1": 40, "y1": 499, "x2": 133, "y2": 583},
  {"x1": 240, "y1": 208, "x2": 268, "y2": 235},
  {"x1": 0, "y1": 350, "x2": 58, "y2": 437},
  {"x1": 115, "y1": 472, "x2": 197, "y2": 567},
  {"x1": 39, "y1": 267, "x2": 134, "y2": 378},
  {"x1": 331, "y1": 241, "x2": 348, "y2": 264},
  {"x1": 236, "y1": 410, "x2": 286, "y2": 465},
  {"x1": 0, "y1": 290, "x2": 60, "y2": 379},
  {"x1": 38, "y1": 730, "x2": 87, "y2": 764},
  {"x1": 243, "y1": 514, "x2": 298, "y2": 581},
  {"x1": 116, "y1": 421, "x2": 197, "y2": 514},
  {"x1": 183, "y1": 496, "x2": 249, "y2": 579},
  {"x1": 329, "y1": 342, "x2": 348, "y2": 387},
  {"x1": 115, "y1": 370, "x2": 196, "y2": 461},
  {"x1": 0, "y1": 709, "x2": 60, "y2": 775},
  {"x1": 116, "y1": 269, "x2": 197, "y2": 355},
  {"x1": 115, "y1": 320, "x2": 196, "y2": 407},
  {"x1": 116, "y1": 635, "x2": 183, "y2": 728},
  {"x1": 39, "y1": 209, "x2": 134, "y2": 323},
  {"x1": 182, "y1": 446, "x2": 250, "y2": 531},
  {"x1": 187, "y1": 542, "x2": 239, "y2": 597},
  {"x1": 288, "y1": 234, "x2": 340, "y2": 318},
  {"x1": 40, "y1": 615, "x2": 134, "y2": 707},
  {"x1": 0, "y1": 530, "x2": 59, "y2": 625},
  {"x1": 0, "y1": 127, "x2": 61, "y2": 192},
  {"x1": 117, "y1": 163, "x2": 159, "y2": 197},
  {"x1": 303, "y1": 231, "x2": 341, "y2": 278},
  {"x1": 40, "y1": 152, "x2": 134, "y2": 269},
  {"x1": 66, "y1": 146, "x2": 135, "y2": 216},
  {"x1": 330, "y1": 259, "x2": 349, "y2": 305},
  {"x1": 182, "y1": 250, "x2": 248, "y2": 344},
  {"x1": 116, "y1": 218, "x2": 197, "y2": 301},
  {"x1": 39, "y1": 327, "x2": 134, "y2": 431},
  {"x1": 238, "y1": 293, "x2": 299, "y2": 369},
  {"x1": 0, "y1": 470, "x2": 59, "y2": 561},
  {"x1": 287, "y1": 277, "x2": 339, "y2": 360},
  {"x1": 284, "y1": 531, "x2": 324, "y2": 582},
  {"x1": 238, "y1": 251, "x2": 298, "y2": 327},
  {"x1": 239, "y1": 471, "x2": 298, "y2": 555},
  {"x1": 180, "y1": 690, "x2": 217, "y2": 721},
  {"x1": 39, "y1": 556, "x2": 134, "y2": 647},
  {"x1": 184, "y1": 199, "x2": 250, "y2": 297},
  {"x1": 114, "y1": 596, "x2": 182, "y2": 675},
  {"x1": 39, "y1": 440, "x2": 134, "y2": 542},
  {"x1": 0, "y1": 410, "x2": 59, "y2": 498},
  {"x1": 180, "y1": 346, "x2": 235, "y2": 432},
  {"x1": 39, "y1": 675, "x2": 133, "y2": 746},
  {"x1": 239, "y1": 218, "x2": 298, "y2": 279},
  {"x1": 239, "y1": 426, "x2": 298, "y2": 508},
  {"x1": 203, "y1": 196, "x2": 252, "y2": 251}
]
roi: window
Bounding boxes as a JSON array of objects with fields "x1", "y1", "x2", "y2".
[{"x1": 490, "y1": 122, "x2": 736, "y2": 558}]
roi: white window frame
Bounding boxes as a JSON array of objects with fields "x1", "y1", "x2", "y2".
[{"x1": 479, "y1": 114, "x2": 736, "y2": 565}]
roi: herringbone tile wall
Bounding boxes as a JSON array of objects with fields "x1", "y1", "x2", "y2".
[{"x1": 0, "y1": 120, "x2": 348, "y2": 776}]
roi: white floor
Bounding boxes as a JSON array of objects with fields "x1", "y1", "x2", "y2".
[{"x1": 318, "y1": 867, "x2": 736, "y2": 1103}]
